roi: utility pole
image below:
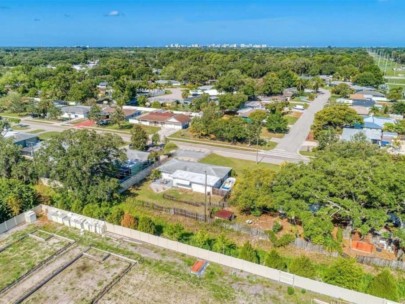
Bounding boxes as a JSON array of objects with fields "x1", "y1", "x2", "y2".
[{"x1": 204, "y1": 170, "x2": 208, "y2": 222}]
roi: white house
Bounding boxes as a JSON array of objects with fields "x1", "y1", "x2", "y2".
[
  {"x1": 158, "y1": 159, "x2": 231, "y2": 194},
  {"x1": 61, "y1": 106, "x2": 91, "y2": 119},
  {"x1": 130, "y1": 111, "x2": 190, "y2": 129}
]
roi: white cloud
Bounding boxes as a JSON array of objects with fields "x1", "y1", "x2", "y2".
[{"x1": 106, "y1": 10, "x2": 122, "y2": 17}]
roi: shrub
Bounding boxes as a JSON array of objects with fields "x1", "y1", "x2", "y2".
[
  {"x1": 264, "y1": 250, "x2": 287, "y2": 270},
  {"x1": 289, "y1": 256, "x2": 316, "y2": 279},
  {"x1": 137, "y1": 216, "x2": 156, "y2": 234},
  {"x1": 106, "y1": 207, "x2": 124, "y2": 225},
  {"x1": 287, "y1": 286, "x2": 295, "y2": 295},
  {"x1": 238, "y1": 242, "x2": 259, "y2": 263},
  {"x1": 323, "y1": 258, "x2": 364, "y2": 291},
  {"x1": 367, "y1": 269, "x2": 399, "y2": 301},
  {"x1": 272, "y1": 221, "x2": 283, "y2": 233},
  {"x1": 268, "y1": 231, "x2": 295, "y2": 248},
  {"x1": 121, "y1": 212, "x2": 137, "y2": 229},
  {"x1": 336, "y1": 227, "x2": 343, "y2": 243}
]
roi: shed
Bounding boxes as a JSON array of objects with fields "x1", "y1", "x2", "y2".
[
  {"x1": 191, "y1": 260, "x2": 209, "y2": 277},
  {"x1": 214, "y1": 210, "x2": 235, "y2": 221}
]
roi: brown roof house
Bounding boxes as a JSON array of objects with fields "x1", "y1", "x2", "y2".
[{"x1": 130, "y1": 111, "x2": 191, "y2": 129}]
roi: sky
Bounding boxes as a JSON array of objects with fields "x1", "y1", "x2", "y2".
[{"x1": 0, "y1": 0, "x2": 404, "y2": 47}]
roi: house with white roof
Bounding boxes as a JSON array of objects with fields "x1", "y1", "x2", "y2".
[{"x1": 158, "y1": 159, "x2": 232, "y2": 194}]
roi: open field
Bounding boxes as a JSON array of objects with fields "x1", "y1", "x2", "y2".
[
  {"x1": 0, "y1": 222, "x2": 335, "y2": 304},
  {"x1": 0, "y1": 232, "x2": 69, "y2": 291}
]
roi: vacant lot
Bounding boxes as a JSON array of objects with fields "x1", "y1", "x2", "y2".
[
  {"x1": 0, "y1": 234, "x2": 68, "y2": 290},
  {"x1": 0, "y1": 223, "x2": 336, "y2": 304},
  {"x1": 23, "y1": 254, "x2": 129, "y2": 304}
]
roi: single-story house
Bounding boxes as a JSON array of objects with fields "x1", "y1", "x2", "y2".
[
  {"x1": 5, "y1": 131, "x2": 39, "y2": 148},
  {"x1": 283, "y1": 88, "x2": 298, "y2": 101},
  {"x1": 61, "y1": 106, "x2": 91, "y2": 119},
  {"x1": 350, "y1": 106, "x2": 370, "y2": 116},
  {"x1": 237, "y1": 107, "x2": 256, "y2": 118},
  {"x1": 130, "y1": 111, "x2": 191, "y2": 129},
  {"x1": 158, "y1": 159, "x2": 232, "y2": 194},
  {"x1": 341, "y1": 128, "x2": 382, "y2": 144},
  {"x1": 117, "y1": 149, "x2": 151, "y2": 180},
  {"x1": 363, "y1": 116, "x2": 396, "y2": 130},
  {"x1": 155, "y1": 80, "x2": 181, "y2": 86},
  {"x1": 4, "y1": 132, "x2": 41, "y2": 157},
  {"x1": 101, "y1": 106, "x2": 140, "y2": 120},
  {"x1": 341, "y1": 128, "x2": 398, "y2": 147}
]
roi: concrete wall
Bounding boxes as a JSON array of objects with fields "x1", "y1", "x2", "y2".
[
  {"x1": 0, "y1": 206, "x2": 42, "y2": 234},
  {"x1": 0, "y1": 205, "x2": 397, "y2": 304}
]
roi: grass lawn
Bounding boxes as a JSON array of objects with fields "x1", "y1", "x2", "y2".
[
  {"x1": 38, "y1": 131, "x2": 60, "y2": 140},
  {"x1": 126, "y1": 183, "x2": 205, "y2": 213},
  {"x1": 11, "y1": 125, "x2": 29, "y2": 130},
  {"x1": 0, "y1": 112, "x2": 27, "y2": 118},
  {"x1": 28, "y1": 129, "x2": 45, "y2": 134},
  {"x1": 199, "y1": 153, "x2": 279, "y2": 175},
  {"x1": 300, "y1": 150, "x2": 316, "y2": 157},
  {"x1": 261, "y1": 127, "x2": 285, "y2": 139},
  {"x1": 98, "y1": 123, "x2": 160, "y2": 135},
  {"x1": 286, "y1": 115, "x2": 299, "y2": 125},
  {"x1": 170, "y1": 129, "x2": 277, "y2": 151}
]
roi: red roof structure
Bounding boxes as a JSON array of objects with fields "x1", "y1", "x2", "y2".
[
  {"x1": 214, "y1": 210, "x2": 234, "y2": 221},
  {"x1": 191, "y1": 260, "x2": 208, "y2": 276}
]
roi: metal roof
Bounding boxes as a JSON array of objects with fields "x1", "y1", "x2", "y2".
[{"x1": 158, "y1": 159, "x2": 231, "y2": 179}]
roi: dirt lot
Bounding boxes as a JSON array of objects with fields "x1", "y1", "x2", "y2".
[
  {"x1": 0, "y1": 234, "x2": 68, "y2": 290},
  {"x1": 23, "y1": 254, "x2": 129, "y2": 304}
]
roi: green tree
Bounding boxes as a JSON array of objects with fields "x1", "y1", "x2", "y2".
[
  {"x1": 35, "y1": 129, "x2": 125, "y2": 205},
  {"x1": 289, "y1": 256, "x2": 316, "y2": 279},
  {"x1": 88, "y1": 104, "x2": 103, "y2": 124},
  {"x1": 216, "y1": 69, "x2": 245, "y2": 93},
  {"x1": 137, "y1": 216, "x2": 156, "y2": 234},
  {"x1": 0, "y1": 178, "x2": 37, "y2": 222},
  {"x1": 388, "y1": 87, "x2": 404, "y2": 101},
  {"x1": 212, "y1": 234, "x2": 237, "y2": 256},
  {"x1": 191, "y1": 230, "x2": 212, "y2": 250},
  {"x1": 367, "y1": 269, "x2": 399, "y2": 301},
  {"x1": 218, "y1": 93, "x2": 248, "y2": 111},
  {"x1": 331, "y1": 83, "x2": 353, "y2": 98},
  {"x1": 151, "y1": 133, "x2": 160, "y2": 146},
  {"x1": 0, "y1": 138, "x2": 34, "y2": 182},
  {"x1": 312, "y1": 105, "x2": 363, "y2": 138},
  {"x1": 163, "y1": 223, "x2": 186, "y2": 241},
  {"x1": 130, "y1": 125, "x2": 148, "y2": 151},
  {"x1": 311, "y1": 77, "x2": 323, "y2": 93},
  {"x1": 238, "y1": 241, "x2": 259, "y2": 263},
  {"x1": 264, "y1": 250, "x2": 287, "y2": 270},
  {"x1": 391, "y1": 101, "x2": 405, "y2": 116},
  {"x1": 316, "y1": 128, "x2": 339, "y2": 150},
  {"x1": 106, "y1": 207, "x2": 125, "y2": 225},
  {"x1": 163, "y1": 142, "x2": 178, "y2": 155},
  {"x1": 323, "y1": 258, "x2": 364, "y2": 291},
  {"x1": 260, "y1": 73, "x2": 283, "y2": 96},
  {"x1": 137, "y1": 95, "x2": 148, "y2": 107},
  {"x1": 266, "y1": 111, "x2": 288, "y2": 133},
  {"x1": 231, "y1": 167, "x2": 274, "y2": 214},
  {"x1": 111, "y1": 106, "x2": 126, "y2": 127}
]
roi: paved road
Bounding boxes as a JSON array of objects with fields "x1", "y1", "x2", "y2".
[
  {"x1": 274, "y1": 88, "x2": 330, "y2": 153},
  {"x1": 16, "y1": 89, "x2": 330, "y2": 165}
]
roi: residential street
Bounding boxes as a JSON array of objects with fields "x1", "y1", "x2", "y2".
[
  {"x1": 15, "y1": 89, "x2": 330, "y2": 165},
  {"x1": 275, "y1": 88, "x2": 330, "y2": 153}
]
